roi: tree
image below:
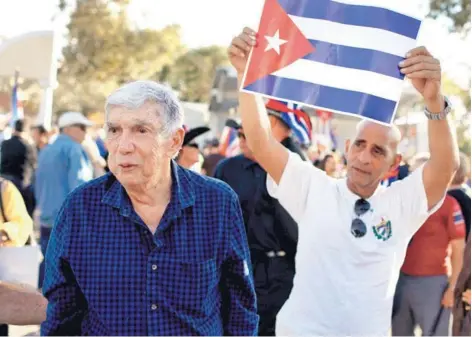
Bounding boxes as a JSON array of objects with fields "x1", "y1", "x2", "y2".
[
  {"x1": 429, "y1": 0, "x2": 471, "y2": 31},
  {"x1": 170, "y1": 46, "x2": 229, "y2": 102},
  {"x1": 54, "y1": 0, "x2": 184, "y2": 114}
]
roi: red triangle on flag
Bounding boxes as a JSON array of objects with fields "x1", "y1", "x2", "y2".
[{"x1": 243, "y1": 0, "x2": 315, "y2": 88}]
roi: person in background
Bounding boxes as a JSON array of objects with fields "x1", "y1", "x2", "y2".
[
  {"x1": 448, "y1": 152, "x2": 471, "y2": 240},
  {"x1": 319, "y1": 154, "x2": 337, "y2": 178},
  {"x1": 82, "y1": 133, "x2": 107, "y2": 178},
  {"x1": 265, "y1": 99, "x2": 310, "y2": 160},
  {"x1": 453, "y1": 235, "x2": 471, "y2": 336},
  {"x1": 34, "y1": 111, "x2": 94, "y2": 289},
  {"x1": 0, "y1": 119, "x2": 37, "y2": 216},
  {"x1": 391, "y1": 154, "x2": 466, "y2": 336},
  {"x1": 214, "y1": 106, "x2": 307, "y2": 336},
  {"x1": 175, "y1": 126, "x2": 210, "y2": 171},
  {"x1": 0, "y1": 281, "x2": 47, "y2": 325},
  {"x1": 0, "y1": 176, "x2": 34, "y2": 336},
  {"x1": 41, "y1": 80, "x2": 258, "y2": 336},
  {"x1": 201, "y1": 138, "x2": 225, "y2": 176},
  {"x1": 30, "y1": 125, "x2": 50, "y2": 153},
  {"x1": 94, "y1": 127, "x2": 108, "y2": 159},
  {"x1": 0, "y1": 176, "x2": 33, "y2": 247}
]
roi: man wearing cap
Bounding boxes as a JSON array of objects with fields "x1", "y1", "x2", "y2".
[
  {"x1": 264, "y1": 99, "x2": 311, "y2": 160},
  {"x1": 175, "y1": 126, "x2": 209, "y2": 171},
  {"x1": 34, "y1": 111, "x2": 94, "y2": 288},
  {"x1": 214, "y1": 106, "x2": 308, "y2": 335}
]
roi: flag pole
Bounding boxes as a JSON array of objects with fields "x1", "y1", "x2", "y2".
[{"x1": 9, "y1": 70, "x2": 20, "y2": 129}]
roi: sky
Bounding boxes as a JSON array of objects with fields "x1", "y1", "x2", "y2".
[{"x1": 0, "y1": 0, "x2": 470, "y2": 88}]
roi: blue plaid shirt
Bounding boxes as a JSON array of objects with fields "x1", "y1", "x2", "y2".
[{"x1": 41, "y1": 162, "x2": 259, "y2": 336}]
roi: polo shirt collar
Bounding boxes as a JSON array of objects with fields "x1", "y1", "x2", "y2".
[
  {"x1": 102, "y1": 160, "x2": 196, "y2": 219},
  {"x1": 338, "y1": 178, "x2": 385, "y2": 205}
]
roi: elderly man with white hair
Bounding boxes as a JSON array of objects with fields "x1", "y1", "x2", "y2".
[{"x1": 40, "y1": 81, "x2": 258, "y2": 336}]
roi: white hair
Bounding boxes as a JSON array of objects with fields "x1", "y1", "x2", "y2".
[{"x1": 105, "y1": 80, "x2": 184, "y2": 136}]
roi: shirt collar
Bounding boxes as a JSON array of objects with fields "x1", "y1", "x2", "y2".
[
  {"x1": 240, "y1": 155, "x2": 258, "y2": 169},
  {"x1": 101, "y1": 160, "x2": 196, "y2": 219},
  {"x1": 337, "y1": 178, "x2": 385, "y2": 204},
  {"x1": 56, "y1": 134, "x2": 75, "y2": 143}
]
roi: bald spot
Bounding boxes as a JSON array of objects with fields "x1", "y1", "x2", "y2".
[{"x1": 355, "y1": 120, "x2": 402, "y2": 154}]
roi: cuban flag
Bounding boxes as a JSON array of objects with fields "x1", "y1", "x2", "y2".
[
  {"x1": 219, "y1": 126, "x2": 240, "y2": 157},
  {"x1": 241, "y1": 0, "x2": 423, "y2": 125},
  {"x1": 266, "y1": 99, "x2": 312, "y2": 145}
]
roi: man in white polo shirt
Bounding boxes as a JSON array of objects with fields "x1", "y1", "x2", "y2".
[{"x1": 228, "y1": 28, "x2": 460, "y2": 336}]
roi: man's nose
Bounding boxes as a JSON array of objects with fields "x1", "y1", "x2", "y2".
[
  {"x1": 117, "y1": 134, "x2": 134, "y2": 153},
  {"x1": 357, "y1": 148, "x2": 372, "y2": 164}
]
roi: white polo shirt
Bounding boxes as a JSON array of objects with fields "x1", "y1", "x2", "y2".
[{"x1": 267, "y1": 152, "x2": 444, "y2": 336}]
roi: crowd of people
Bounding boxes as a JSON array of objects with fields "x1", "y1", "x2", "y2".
[{"x1": 0, "y1": 27, "x2": 470, "y2": 336}]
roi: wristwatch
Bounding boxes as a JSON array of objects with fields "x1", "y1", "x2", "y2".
[{"x1": 424, "y1": 96, "x2": 452, "y2": 120}]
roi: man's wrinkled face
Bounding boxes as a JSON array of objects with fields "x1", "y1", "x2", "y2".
[
  {"x1": 346, "y1": 122, "x2": 399, "y2": 188},
  {"x1": 105, "y1": 102, "x2": 182, "y2": 187}
]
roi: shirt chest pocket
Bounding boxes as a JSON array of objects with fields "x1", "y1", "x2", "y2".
[{"x1": 155, "y1": 258, "x2": 218, "y2": 312}]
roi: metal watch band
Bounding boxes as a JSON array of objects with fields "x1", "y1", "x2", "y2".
[{"x1": 424, "y1": 96, "x2": 452, "y2": 120}]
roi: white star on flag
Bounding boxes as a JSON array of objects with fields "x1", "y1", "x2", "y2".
[{"x1": 264, "y1": 29, "x2": 287, "y2": 54}]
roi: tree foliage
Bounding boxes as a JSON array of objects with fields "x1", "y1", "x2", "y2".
[
  {"x1": 54, "y1": 0, "x2": 183, "y2": 113},
  {"x1": 169, "y1": 46, "x2": 229, "y2": 102},
  {"x1": 429, "y1": 0, "x2": 471, "y2": 31}
]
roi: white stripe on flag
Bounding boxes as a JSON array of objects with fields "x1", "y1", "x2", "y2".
[
  {"x1": 271, "y1": 59, "x2": 403, "y2": 101},
  {"x1": 332, "y1": 0, "x2": 424, "y2": 19},
  {"x1": 289, "y1": 15, "x2": 417, "y2": 58}
]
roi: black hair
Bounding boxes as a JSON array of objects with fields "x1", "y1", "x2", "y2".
[
  {"x1": 31, "y1": 125, "x2": 48, "y2": 135},
  {"x1": 14, "y1": 119, "x2": 25, "y2": 132}
]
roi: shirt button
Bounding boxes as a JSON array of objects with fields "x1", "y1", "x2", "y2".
[
  {"x1": 152, "y1": 264, "x2": 157, "y2": 270},
  {"x1": 151, "y1": 304, "x2": 157, "y2": 310}
]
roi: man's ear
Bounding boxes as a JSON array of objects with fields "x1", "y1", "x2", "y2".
[
  {"x1": 345, "y1": 139, "x2": 351, "y2": 154},
  {"x1": 169, "y1": 128, "x2": 185, "y2": 159}
]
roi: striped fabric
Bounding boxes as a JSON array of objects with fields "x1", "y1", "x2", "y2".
[
  {"x1": 242, "y1": 0, "x2": 423, "y2": 124},
  {"x1": 266, "y1": 99, "x2": 312, "y2": 145}
]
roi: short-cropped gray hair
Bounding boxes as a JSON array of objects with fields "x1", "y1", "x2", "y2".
[{"x1": 105, "y1": 80, "x2": 184, "y2": 136}]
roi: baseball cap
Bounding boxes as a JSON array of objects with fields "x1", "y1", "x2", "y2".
[
  {"x1": 182, "y1": 126, "x2": 210, "y2": 147},
  {"x1": 265, "y1": 99, "x2": 312, "y2": 145},
  {"x1": 58, "y1": 112, "x2": 93, "y2": 128}
]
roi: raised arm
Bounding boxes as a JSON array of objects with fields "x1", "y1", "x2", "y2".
[
  {"x1": 228, "y1": 27, "x2": 289, "y2": 184},
  {"x1": 399, "y1": 46, "x2": 459, "y2": 210}
]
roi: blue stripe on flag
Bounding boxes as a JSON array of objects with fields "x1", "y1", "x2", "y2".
[
  {"x1": 245, "y1": 75, "x2": 396, "y2": 124},
  {"x1": 278, "y1": 0, "x2": 421, "y2": 39},
  {"x1": 304, "y1": 40, "x2": 405, "y2": 79}
]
